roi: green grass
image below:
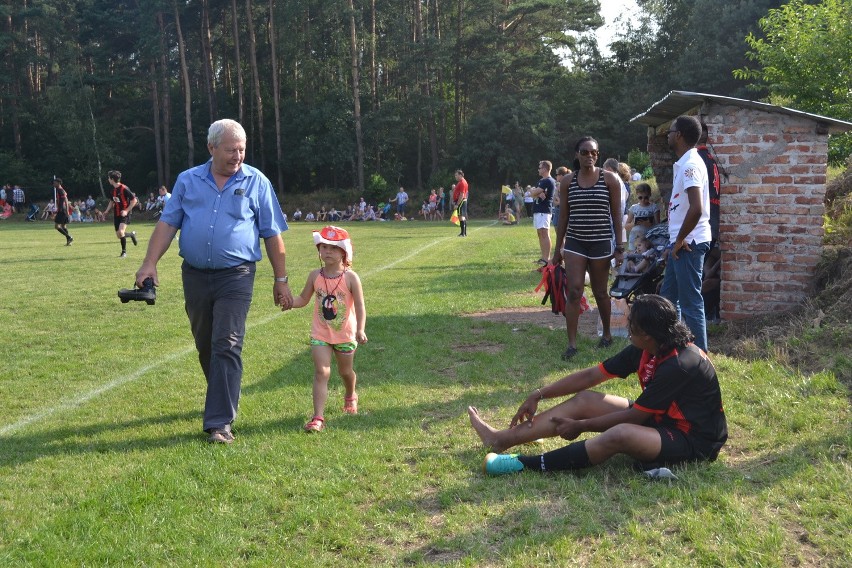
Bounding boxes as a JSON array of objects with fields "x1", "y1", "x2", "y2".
[{"x1": 1, "y1": 218, "x2": 849, "y2": 566}]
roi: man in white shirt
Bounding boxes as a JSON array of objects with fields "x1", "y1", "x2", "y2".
[{"x1": 660, "y1": 115, "x2": 712, "y2": 352}]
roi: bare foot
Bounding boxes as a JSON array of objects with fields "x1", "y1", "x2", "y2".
[{"x1": 467, "y1": 406, "x2": 508, "y2": 452}]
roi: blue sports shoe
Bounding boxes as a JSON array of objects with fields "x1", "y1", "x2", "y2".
[{"x1": 483, "y1": 452, "x2": 524, "y2": 476}]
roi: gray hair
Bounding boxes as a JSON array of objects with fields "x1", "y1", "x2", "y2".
[{"x1": 208, "y1": 119, "x2": 247, "y2": 148}]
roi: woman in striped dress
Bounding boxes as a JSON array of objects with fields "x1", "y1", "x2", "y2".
[{"x1": 551, "y1": 136, "x2": 624, "y2": 360}]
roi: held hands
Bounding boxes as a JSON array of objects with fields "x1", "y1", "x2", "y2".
[
  {"x1": 274, "y1": 282, "x2": 294, "y2": 311},
  {"x1": 550, "y1": 416, "x2": 583, "y2": 441},
  {"x1": 509, "y1": 394, "x2": 540, "y2": 428}
]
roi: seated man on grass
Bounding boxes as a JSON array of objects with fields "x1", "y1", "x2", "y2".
[{"x1": 468, "y1": 294, "x2": 727, "y2": 476}]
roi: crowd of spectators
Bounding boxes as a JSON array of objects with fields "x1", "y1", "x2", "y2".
[
  {"x1": 1, "y1": 181, "x2": 176, "y2": 223},
  {"x1": 287, "y1": 187, "x2": 450, "y2": 223}
]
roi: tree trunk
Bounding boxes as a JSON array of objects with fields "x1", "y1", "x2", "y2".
[
  {"x1": 150, "y1": 61, "x2": 164, "y2": 187},
  {"x1": 245, "y1": 0, "x2": 266, "y2": 170},
  {"x1": 348, "y1": 0, "x2": 365, "y2": 193},
  {"x1": 370, "y1": 0, "x2": 377, "y2": 111},
  {"x1": 434, "y1": 0, "x2": 447, "y2": 149},
  {"x1": 200, "y1": 0, "x2": 218, "y2": 123},
  {"x1": 268, "y1": 0, "x2": 284, "y2": 193},
  {"x1": 454, "y1": 0, "x2": 463, "y2": 143},
  {"x1": 173, "y1": 2, "x2": 194, "y2": 168},
  {"x1": 231, "y1": 0, "x2": 245, "y2": 125},
  {"x1": 4, "y1": 11, "x2": 23, "y2": 158},
  {"x1": 418, "y1": 0, "x2": 439, "y2": 178},
  {"x1": 157, "y1": 11, "x2": 172, "y2": 184}
]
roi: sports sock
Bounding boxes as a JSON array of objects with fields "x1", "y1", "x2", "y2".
[
  {"x1": 56, "y1": 227, "x2": 70, "y2": 238},
  {"x1": 120, "y1": 237, "x2": 127, "y2": 251},
  {"x1": 520, "y1": 440, "x2": 591, "y2": 472}
]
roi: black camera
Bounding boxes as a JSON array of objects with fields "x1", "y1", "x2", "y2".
[{"x1": 118, "y1": 277, "x2": 156, "y2": 305}]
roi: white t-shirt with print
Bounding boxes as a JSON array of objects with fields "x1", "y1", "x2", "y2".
[{"x1": 668, "y1": 148, "x2": 711, "y2": 245}]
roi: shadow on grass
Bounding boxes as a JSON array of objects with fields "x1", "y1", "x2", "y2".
[{"x1": 0, "y1": 410, "x2": 201, "y2": 468}]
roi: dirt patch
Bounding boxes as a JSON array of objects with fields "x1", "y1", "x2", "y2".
[
  {"x1": 465, "y1": 306, "x2": 601, "y2": 337},
  {"x1": 468, "y1": 246, "x2": 852, "y2": 384}
]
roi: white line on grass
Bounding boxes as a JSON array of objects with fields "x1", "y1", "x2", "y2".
[{"x1": 3, "y1": 223, "x2": 495, "y2": 437}]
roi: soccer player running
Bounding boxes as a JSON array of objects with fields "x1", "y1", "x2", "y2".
[
  {"x1": 103, "y1": 170, "x2": 138, "y2": 258},
  {"x1": 52, "y1": 178, "x2": 73, "y2": 246}
]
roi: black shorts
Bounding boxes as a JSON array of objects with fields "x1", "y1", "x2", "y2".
[
  {"x1": 563, "y1": 236, "x2": 613, "y2": 260},
  {"x1": 456, "y1": 199, "x2": 468, "y2": 217},
  {"x1": 114, "y1": 215, "x2": 130, "y2": 231},
  {"x1": 648, "y1": 425, "x2": 724, "y2": 468},
  {"x1": 55, "y1": 210, "x2": 69, "y2": 225}
]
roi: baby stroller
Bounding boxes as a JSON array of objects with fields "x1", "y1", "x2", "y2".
[
  {"x1": 609, "y1": 223, "x2": 668, "y2": 303},
  {"x1": 26, "y1": 203, "x2": 40, "y2": 222}
]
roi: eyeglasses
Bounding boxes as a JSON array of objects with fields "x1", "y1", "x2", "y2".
[{"x1": 578, "y1": 149, "x2": 599, "y2": 157}]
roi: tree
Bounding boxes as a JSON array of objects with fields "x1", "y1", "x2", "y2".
[{"x1": 735, "y1": 0, "x2": 852, "y2": 163}]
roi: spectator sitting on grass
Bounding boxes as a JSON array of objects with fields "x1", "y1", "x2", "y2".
[{"x1": 468, "y1": 294, "x2": 728, "y2": 477}]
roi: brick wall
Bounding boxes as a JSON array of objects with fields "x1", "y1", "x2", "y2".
[{"x1": 649, "y1": 104, "x2": 829, "y2": 319}]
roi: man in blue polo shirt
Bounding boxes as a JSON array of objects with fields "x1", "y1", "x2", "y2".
[{"x1": 135, "y1": 119, "x2": 294, "y2": 444}]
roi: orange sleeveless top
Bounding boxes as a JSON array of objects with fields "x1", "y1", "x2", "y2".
[{"x1": 311, "y1": 270, "x2": 357, "y2": 344}]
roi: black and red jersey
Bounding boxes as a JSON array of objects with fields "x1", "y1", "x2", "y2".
[
  {"x1": 111, "y1": 183, "x2": 136, "y2": 216},
  {"x1": 600, "y1": 344, "x2": 728, "y2": 446},
  {"x1": 56, "y1": 186, "x2": 71, "y2": 215}
]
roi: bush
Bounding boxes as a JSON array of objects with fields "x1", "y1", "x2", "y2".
[
  {"x1": 824, "y1": 157, "x2": 852, "y2": 246},
  {"x1": 627, "y1": 148, "x2": 650, "y2": 174},
  {"x1": 365, "y1": 173, "x2": 389, "y2": 203}
]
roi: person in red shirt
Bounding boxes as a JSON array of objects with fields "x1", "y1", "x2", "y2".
[
  {"x1": 103, "y1": 170, "x2": 139, "y2": 258},
  {"x1": 52, "y1": 178, "x2": 73, "y2": 246},
  {"x1": 451, "y1": 169, "x2": 469, "y2": 237}
]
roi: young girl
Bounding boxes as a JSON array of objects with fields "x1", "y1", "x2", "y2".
[{"x1": 291, "y1": 226, "x2": 367, "y2": 432}]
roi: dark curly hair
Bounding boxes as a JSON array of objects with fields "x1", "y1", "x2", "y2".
[{"x1": 629, "y1": 294, "x2": 694, "y2": 353}]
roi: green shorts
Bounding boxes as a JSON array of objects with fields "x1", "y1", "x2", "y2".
[{"x1": 310, "y1": 338, "x2": 357, "y2": 353}]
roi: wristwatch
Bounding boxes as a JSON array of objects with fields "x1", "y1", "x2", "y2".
[{"x1": 274, "y1": 276, "x2": 289, "y2": 283}]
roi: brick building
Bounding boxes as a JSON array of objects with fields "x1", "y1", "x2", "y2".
[{"x1": 631, "y1": 91, "x2": 852, "y2": 319}]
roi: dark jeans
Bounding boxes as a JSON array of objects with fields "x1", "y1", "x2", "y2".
[{"x1": 182, "y1": 261, "x2": 255, "y2": 432}]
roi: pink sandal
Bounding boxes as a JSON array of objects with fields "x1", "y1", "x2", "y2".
[
  {"x1": 343, "y1": 395, "x2": 358, "y2": 414},
  {"x1": 304, "y1": 416, "x2": 325, "y2": 432}
]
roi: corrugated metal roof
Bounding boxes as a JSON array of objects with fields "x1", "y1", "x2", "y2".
[{"x1": 630, "y1": 90, "x2": 852, "y2": 134}]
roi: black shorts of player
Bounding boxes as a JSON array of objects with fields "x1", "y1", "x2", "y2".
[
  {"x1": 114, "y1": 214, "x2": 130, "y2": 231},
  {"x1": 645, "y1": 424, "x2": 724, "y2": 469},
  {"x1": 55, "y1": 210, "x2": 69, "y2": 225},
  {"x1": 457, "y1": 199, "x2": 468, "y2": 217},
  {"x1": 563, "y1": 236, "x2": 613, "y2": 260}
]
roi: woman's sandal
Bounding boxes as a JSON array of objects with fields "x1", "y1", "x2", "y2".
[
  {"x1": 304, "y1": 416, "x2": 325, "y2": 432},
  {"x1": 343, "y1": 395, "x2": 358, "y2": 415}
]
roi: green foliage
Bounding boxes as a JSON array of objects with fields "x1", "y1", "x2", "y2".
[
  {"x1": 365, "y1": 173, "x2": 389, "y2": 203},
  {"x1": 627, "y1": 148, "x2": 650, "y2": 173},
  {"x1": 735, "y1": 0, "x2": 852, "y2": 164}
]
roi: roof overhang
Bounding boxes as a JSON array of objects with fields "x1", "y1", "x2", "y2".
[{"x1": 630, "y1": 90, "x2": 852, "y2": 135}]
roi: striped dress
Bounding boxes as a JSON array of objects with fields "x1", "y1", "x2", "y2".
[{"x1": 565, "y1": 170, "x2": 614, "y2": 242}]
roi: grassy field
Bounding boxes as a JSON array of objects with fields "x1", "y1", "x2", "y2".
[{"x1": 0, "y1": 218, "x2": 849, "y2": 566}]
